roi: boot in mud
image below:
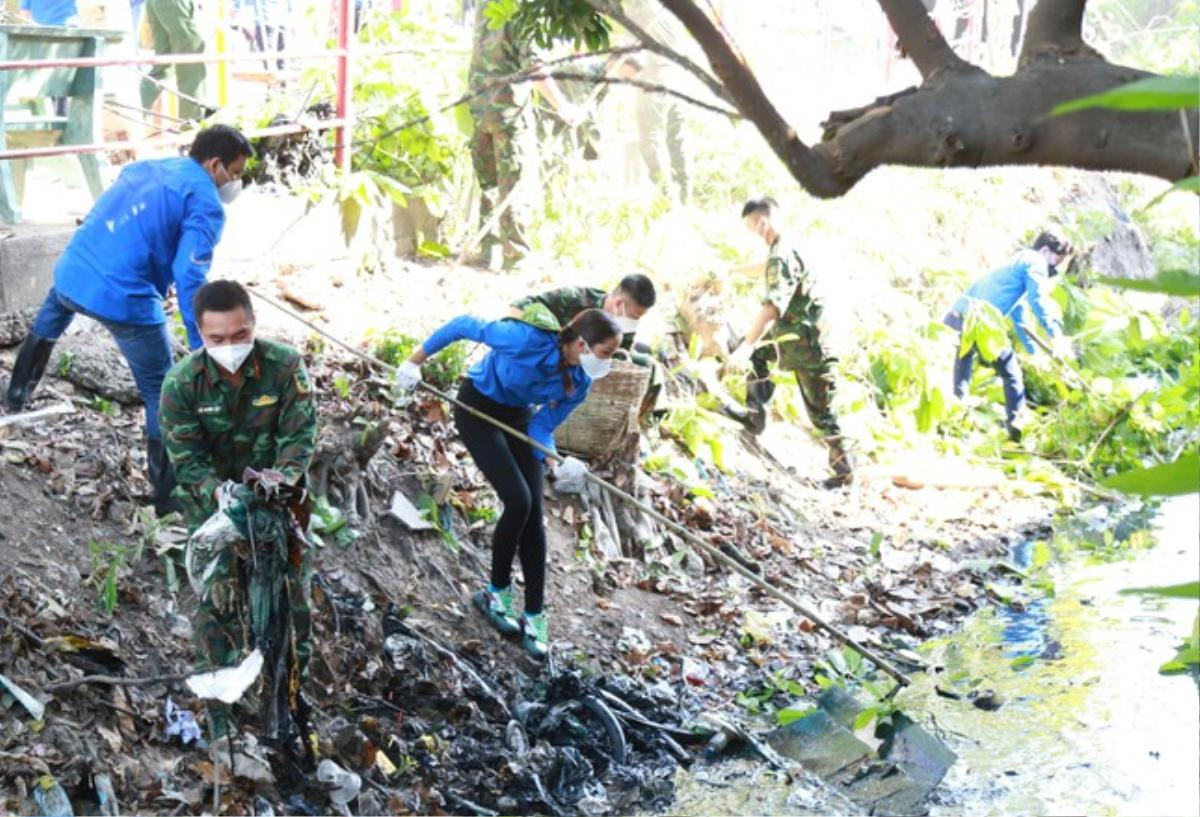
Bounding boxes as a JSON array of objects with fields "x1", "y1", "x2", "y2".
[
  {"x1": 472, "y1": 586, "x2": 520, "y2": 637},
  {"x1": 4, "y1": 334, "x2": 55, "y2": 412},
  {"x1": 146, "y1": 438, "x2": 183, "y2": 517},
  {"x1": 521, "y1": 612, "x2": 549, "y2": 661}
]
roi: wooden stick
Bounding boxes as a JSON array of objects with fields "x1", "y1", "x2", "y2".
[
  {"x1": 44, "y1": 672, "x2": 188, "y2": 693},
  {"x1": 0, "y1": 402, "x2": 74, "y2": 428},
  {"x1": 247, "y1": 289, "x2": 914, "y2": 686}
]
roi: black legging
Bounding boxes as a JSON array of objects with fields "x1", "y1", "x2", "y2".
[{"x1": 454, "y1": 379, "x2": 547, "y2": 614}]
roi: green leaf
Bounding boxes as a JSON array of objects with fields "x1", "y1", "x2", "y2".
[
  {"x1": 1098, "y1": 269, "x2": 1200, "y2": 297},
  {"x1": 1141, "y1": 176, "x2": 1200, "y2": 211},
  {"x1": 1120, "y1": 582, "x2": 1200, "y2": 600},
  {"x1": 340, "y1": 195, "x2": 363, "y2": 245},
  {"x1": 1051, "y1": 76, "x2": 1200, "y2": 115},
  {"x1": 417, "y1": 240, "x2": 452, "y2": 260},
  {"x1": 1102, "y1": 452, "x2": 1200, "y2": 496},
  {"x1": 852, "y1": 707, "x2": 879, "y2": 731},
  {"x1": 776, "y1": 705, "x2": 816, "y2": 726},
  {"x1": 1010, "y1": 654, "x2": 1036, "y2": 669}
]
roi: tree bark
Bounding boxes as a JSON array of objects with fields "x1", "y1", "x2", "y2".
[
  {"x1": 876, "y1": 0, "x2": 974, "y2": 80},
  {"x1": 817, "y1": 62, "x2": 1197, "y2": 193},
  {"x1": 1019, "y1": 0, "x2": 1101, "y2": 67}
]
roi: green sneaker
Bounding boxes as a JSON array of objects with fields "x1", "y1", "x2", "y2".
[
  {"x1": 473, "y1": 586, "x2": 520, "y2": 636},
  {"x1": 521, "y1": 612, "x2": 549, "y2": 661}
]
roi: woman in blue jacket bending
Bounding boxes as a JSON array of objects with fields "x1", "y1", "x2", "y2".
[{"x1": 395, "y1": 305, "x2": 621, "y2": 659}]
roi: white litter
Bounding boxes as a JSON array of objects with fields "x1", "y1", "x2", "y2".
[{"x1": 185, "y1": 649, "x2": 263, "y2": 703}]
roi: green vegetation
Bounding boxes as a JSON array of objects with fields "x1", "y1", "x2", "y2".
[{"x1": 369, "y1": 328, "x2": 469, "y2": 391}]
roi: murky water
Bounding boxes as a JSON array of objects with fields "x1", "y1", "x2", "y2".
[{"x1": 665, "y1": 496, "x2": 1200, "y2": 816}]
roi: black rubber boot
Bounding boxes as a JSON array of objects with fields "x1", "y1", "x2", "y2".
[
  {"x1": 146, "y1": 437, "x2": 183, "y2": 517},
  {"x1": 5, "y1": 334, "x2": 55, "y2": 412}
]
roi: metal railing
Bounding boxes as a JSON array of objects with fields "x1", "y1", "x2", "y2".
[{"x1": 0, "y1": 0, "x2": 365, "y2": 170}]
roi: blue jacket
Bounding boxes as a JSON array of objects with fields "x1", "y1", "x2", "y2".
[
  {"x1": 53, "y1": 157, "x2": 226, "y2": 350},
  {"x1": 20, "y1": 0, "x2": 77, "y2": 25},
  {"x1": 953, "y1": 248, "x2": 1062, "y2": 353},
  {"x1": 422, "y1": 315, "x2": 592, "y2": 460}
]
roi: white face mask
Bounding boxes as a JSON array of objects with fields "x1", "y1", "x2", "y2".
[
  {"x1": 579, "y1": 350, "x2": 612, "y2": 380},
  {"x1": 215, "y1": 163, "x2": 243, "y2": 205},
  {"x1": 218, "y1": 178, "x2": 243, "y2": 205},
  {"x1": 207, "y1": 342, "x2": 254, "y2": 373},
  {"x1": 612, "y1": 300, "x2": 640, "y2": 334}
]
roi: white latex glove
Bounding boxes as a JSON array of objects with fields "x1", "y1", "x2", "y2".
[
  {"x1": 392, "y1": 360, "x2": 422, "y2": 401},
  {"x1": 215, "y1": 480, "x2": 239, "y2": 512},
  {"x1": 1051, "y1": 334, "x2": 1074, "y2": 362},
  {"x1": 553, "y1": 456, "x2": 589, "y2": 494}
]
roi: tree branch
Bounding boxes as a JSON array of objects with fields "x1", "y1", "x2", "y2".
[
  {"x1": 876, "y1": 0, "x2": 975, "y2": 80},
  {"x1": 1019, "y1": 0, "x2": 1101, "y2": 68},
  {"x1": 524, "y1": 71, "x2": 740, "y2": 118},
  {"x1": 656, "y1": 0, "x2": 845, "y2": 196},
  {"x1": 581, "y1": 0, "x2": 733, "y2": 105}
]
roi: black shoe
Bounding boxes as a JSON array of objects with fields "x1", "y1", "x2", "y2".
[
  {"x1": 722, "y1": 403, "x2": 767, "y2": 436},
  {"x1": 821, "y1": 473, "x2": 853, "y2": 490},
  {"x1": 5, "y1": 334, "x2": 55, "y2": 412},
  {"x1": 146, "y1": 438, "x2": 182, "y2": 517}
]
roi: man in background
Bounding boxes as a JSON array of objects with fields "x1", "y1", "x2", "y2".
[
  {"x1": 725, "y1": 197, "x2": 852, "y2": 488},
  {"x1": 140, "y1": 0, "x2": 207, "y2": 122},
  {"x1": 945, "y1": 231, "x2": 1073, "y2": 441},
  {"x1": 467, "y1": 2, "x2": 581, "y2": 269}
]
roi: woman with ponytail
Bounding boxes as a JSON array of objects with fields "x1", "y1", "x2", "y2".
[{"x1": 396, "y1": 305, "x2": 621, "y2": 659}]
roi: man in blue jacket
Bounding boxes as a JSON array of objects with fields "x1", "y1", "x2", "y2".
[
  {"x1": 945, "y1": 231, "x2": 1073, "y2": 441},
  {"x1": 4, "y1": 124, "x2": 253, "y2": 514}
]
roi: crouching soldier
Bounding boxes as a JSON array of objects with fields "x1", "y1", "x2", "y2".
[{"x1": 159, "y1": 280, "x2": 318, "y2": 738}]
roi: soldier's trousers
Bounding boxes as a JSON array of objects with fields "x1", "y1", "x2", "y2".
[
  {"x1": 635, "y1": 92, "x2": 687, "y2": 202},
  {"x1": 748, "y1": 322, "x2": 849, "y2": 474},
  {"x1": 470, "y1": 120, "x2": 530, "y2": 259},
  {"x1": 140, "y1": 0, "x2": 207, "y2": 121},
  {"x1": 194, "y1": 539, "x2": 314, "y2": 676}
]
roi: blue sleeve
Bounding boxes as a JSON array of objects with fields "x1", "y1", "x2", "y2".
[
  {"x1": 1009, "y1": 303, "x2": 1035, "y2": 353},
  {"x1": 173, "y1": 191, "x2": 225, "y2": 349},
  {"x1": 421, "y1": 315, "x2": 533, "y2": 357},
  {"x1": 528, "y1": 385, "x2": 589, "y2": 461},
  {"x1": 1023, "y1": 265, "x2": 1063, "y2": 340}
]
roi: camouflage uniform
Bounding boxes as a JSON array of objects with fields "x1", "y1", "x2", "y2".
[
  {"x1": 626, "y1": 0, "x2": 689, "y2": 202},
  {"x1": 468, "y1": 4, "x2": 535, "y2": 263},
  {"x1": 748, "y1": 236, "x2": 850, "y2": 477},
  {"x1": 159, "y1": 339, "x2": 318, "y2": 676}
]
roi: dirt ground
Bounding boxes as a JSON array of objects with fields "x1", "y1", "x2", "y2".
[{"x1": 0, "y1": 258, "x2": 1057, "y2": 815}]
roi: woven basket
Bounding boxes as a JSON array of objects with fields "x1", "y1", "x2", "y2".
[{"x1": 555, "y1": 359, "x2": 651, "y2": 458}]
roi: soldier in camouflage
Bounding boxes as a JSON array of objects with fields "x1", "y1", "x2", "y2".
[
  {"x1": 510, "y1": 273, "x2": 657, "y2": 355},
  {"x1": 467, "y1": 3, "x2": 581, "y2": 268},
  {"x1": 726, "y1": 197, "x2": 852, "y2": 488},
  {"x1": 159, "y1": 280, "x2": 317, "y2": 733}
]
